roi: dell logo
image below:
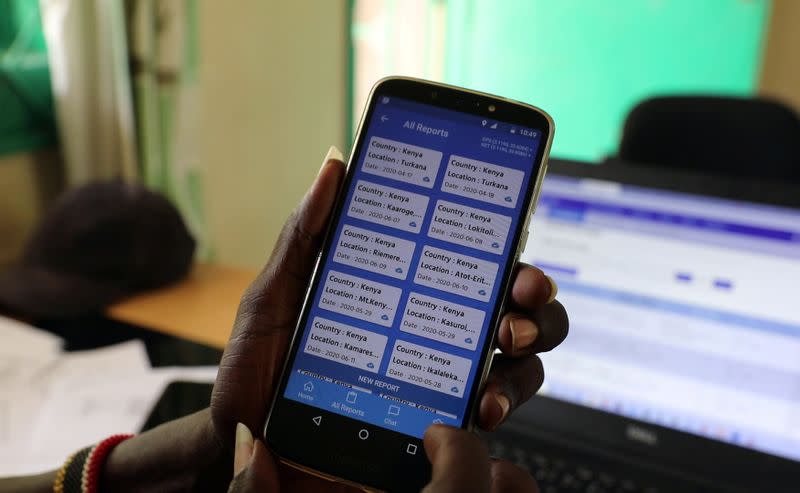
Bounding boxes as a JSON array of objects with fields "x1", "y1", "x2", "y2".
[{"x1": 625, "y1": 424, "x2": 659, "y2": 446}]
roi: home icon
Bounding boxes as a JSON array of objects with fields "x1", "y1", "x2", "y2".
[{"x1": 304, "y1": 381, "x2": 314, "y2": 393}]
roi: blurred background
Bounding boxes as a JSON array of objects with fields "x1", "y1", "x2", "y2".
[
  {"x1": 2, "y1": 1, "x2": 800, "y2": 487},
  {"x1": 2, "y1": 0, "x2": 798, "y2": 270}
]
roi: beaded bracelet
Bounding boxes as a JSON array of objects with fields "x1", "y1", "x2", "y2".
[{"x1": 53, "y1": 434, "x2": 134, "y2": 493}]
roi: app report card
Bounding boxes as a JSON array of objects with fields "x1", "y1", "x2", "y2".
[
  {"x1": 333, "y1": 225, "x2": 416, "y2": 279},
  {"x1": 304, "y1": 317, "x2": 388, "y2": 373},
  {"x1": 362, "y1": 137, "x2": 442, "y2": 188},
  {"x1": 319, "y1": 270, "x2": 402, "y2": 326},
  {"x1": 387, "y1": 340, "x2": 472, "y2": 397},
  {"x1": 348, "y1": 180, "x2": 429, "y2": 233},
  {"x1": 428, "y1": 200, "x2": 512, "y2": 254},
  {"x1": 400, "y1": 292, "x2": 485, "y2": 350},
  {"x1": 414, "y1": 246, "x2": 499, "y2": 302},
  {"x1": 442, "y1": 155, "x2": 524, "y2": 208}
]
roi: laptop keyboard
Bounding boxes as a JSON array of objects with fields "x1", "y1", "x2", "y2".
[{"x1": 487, "y1": 436, "x2": 660, "y2": 493}]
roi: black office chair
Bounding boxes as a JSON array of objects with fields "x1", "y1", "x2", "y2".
[{"x1": 613, "y1": 96, "x2": 800, "y2": 182}]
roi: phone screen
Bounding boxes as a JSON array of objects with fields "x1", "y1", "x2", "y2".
[{"x1": 281, "y1": 93, "x2": 544, "y2": 439}]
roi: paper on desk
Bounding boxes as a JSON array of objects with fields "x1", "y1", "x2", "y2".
[
  {"x1": 0, "y1": 327, "x2": 218, "y2": 477},
  {"x1": 36, "y1": 339, "x2": 152, "y2": 389},
  {"x1": 21, "y1": 364, "x2": 218, "y2": 475},
  {"x1": 0, "y1": 315, "x2": 62, "y2": 352},
  {"x1": 0, "y1": 316, "x2": 63, "y2": 423},
  {"x1": 0, "y1": 315, "x2": 62, "y2": 383},
  {"x1": 0, "y1": 317, "x2": 64, "y2": 475},
  {"x1": 0, "y1": 339, "x2": 147, "y2": 475}
]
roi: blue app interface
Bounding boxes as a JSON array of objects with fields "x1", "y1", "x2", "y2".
[{"x1": 284, "y1": 96, "x2": 543, "y2": 438}]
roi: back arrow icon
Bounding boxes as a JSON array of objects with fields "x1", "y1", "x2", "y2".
[
  {"x1": 380, "y1": 115, "x2": 388, "y2": 122},
  {"x1": 312, "y1": 416, "x2": 322, "y2": 426}
]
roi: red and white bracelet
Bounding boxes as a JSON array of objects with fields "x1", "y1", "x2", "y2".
[{"x1": 53, "y1": 434, "x2": 134, "y2": 493}]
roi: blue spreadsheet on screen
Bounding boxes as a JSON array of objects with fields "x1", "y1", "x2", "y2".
[{"x1": 525, "y1": 175, "x2": 800, "y2": 463}]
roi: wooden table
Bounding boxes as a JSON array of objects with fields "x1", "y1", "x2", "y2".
[{"x1": 106, "y1": 264, "x2": 258, "y2": 349}]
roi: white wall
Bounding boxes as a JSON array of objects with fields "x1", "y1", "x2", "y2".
[{"x1": 198, "y1": 1, "x2": 347, "y2": 268}]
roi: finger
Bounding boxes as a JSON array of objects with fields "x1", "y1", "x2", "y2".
[
  {"x1": 496, "y1": 300, "x2": 568, "y2": 356},
  {"x1": 490, "y1": 459, "x2": 540, "y2": 493},
  {"x1": 496, "y1": 313, "x2": 539, "y2": 357},
  {"x1": 228, "y1": 440, "x2": 280, "y2": 492},
  {"x1": 510, "y1": 264, "x2": 557, "y2": 312},
  {"x1": 234, "y1": 422, "x2": 255, "y2": 475},
  {"x1": 422, "y1": 425, "x2": 491, "y2": 493},
  {"x1": 478, "y1": 355, "x2": 544, "y2": 431},
  {"x1": 529, "y1": 300, "x2": 569, "y2": 353}
]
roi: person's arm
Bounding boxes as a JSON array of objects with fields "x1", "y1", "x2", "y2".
[
  {"x1": 100, "y1": 408, "x2": 230, "y2": 492},
  {"x1": 0, "y1": 410, "x2": 230, "y2": 493},
  {"x1": 0, "y1": 471, "x2": 55, "y2": 493}
]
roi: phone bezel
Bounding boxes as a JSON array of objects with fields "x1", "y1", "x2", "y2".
[{"x1": 264, "y1": 76, "x2": 554, "y2": 492}]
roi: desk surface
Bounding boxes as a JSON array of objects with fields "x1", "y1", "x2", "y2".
[{"x1": 106, "y1": 264, "x2": 258, "y2": 349}]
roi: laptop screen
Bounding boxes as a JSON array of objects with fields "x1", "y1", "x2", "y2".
[{"x1": 522, "y1": 174, "x2": 800, "y2": 462}]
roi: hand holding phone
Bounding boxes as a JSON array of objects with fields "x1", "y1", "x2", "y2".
[
  {"x1": 210, "y1": 79, "x2": 568, "y2": 490},
  {"x1": 263, "y1": 78, "x2": 563, "y2": 491}
]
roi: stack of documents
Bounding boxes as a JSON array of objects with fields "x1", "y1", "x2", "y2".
[{"x1": 0, "y1": 316, "x2": 217, "y2": 476}]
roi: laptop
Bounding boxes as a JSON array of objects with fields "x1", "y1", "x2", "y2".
[{"x1": 486, "y1": 159, "x2": 800, "y2": 493}]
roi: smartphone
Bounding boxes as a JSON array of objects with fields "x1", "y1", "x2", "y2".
[{"x1": 265, "y1": 77, "x2": 553, "y2": 492}]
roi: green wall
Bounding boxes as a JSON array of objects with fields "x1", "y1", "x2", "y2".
[
  {"x1": 442, "y1": 0, "x2": 769, "y2": 161},
  {"x1": 0, "y1": 0, "x2": 55, "y2": 156}
]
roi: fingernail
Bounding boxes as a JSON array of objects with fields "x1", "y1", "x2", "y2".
[
  {"x1": 545, "y1": 275, "x2": 558, "y2": 303},
  {"x1": 234, "y1": 422, "x2": 254, "y2": 475},
  {"x1": 319, "y1": 145, "x2": 344, "y2": 175},
  {"x1": 510, "y1": 318, "x2": 538, "y2": 353},
  {"x1": 495, "y1": 394, "x2": 511, "y2": 424}
]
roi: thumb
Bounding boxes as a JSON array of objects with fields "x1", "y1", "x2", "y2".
[
  {"x1": 228, "y1": 423, "x2": 281, "y2": 492},
  {"x1": 211, "y1": 146, "x2": 345, "y2": 442},
  {"x1": 422, "y1": 425, "x2": 491, "y2": 493}
]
